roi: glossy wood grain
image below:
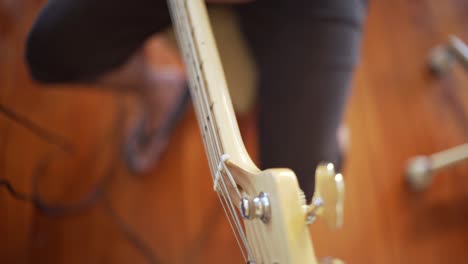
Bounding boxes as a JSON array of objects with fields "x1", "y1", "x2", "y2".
[{"x1": 0, "y1": 0, "x2": 467, "y2": 263}]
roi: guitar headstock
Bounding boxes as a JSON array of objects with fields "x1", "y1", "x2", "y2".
[
  {"x1": 166, "y1": 0, "x2": 345, "y2": 262},
  {"x1": 226, "y1": 161, "x2": 345, "y2": 264}
]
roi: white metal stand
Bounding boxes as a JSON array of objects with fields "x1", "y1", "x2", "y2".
[{"x1": 406, "y1": 36, "x2": 468, "y2": 191}]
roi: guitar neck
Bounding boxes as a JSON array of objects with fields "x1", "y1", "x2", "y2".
[
  {"x1": 167, "y1": 0, "x2": 258, "y2": 174},
  {"x1": 167, "y1": 4, "x2": 329, "y2": 263}
]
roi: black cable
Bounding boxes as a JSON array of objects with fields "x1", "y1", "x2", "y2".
[
  {"x1": 0, "y1": 99, "x2": 161, "y2": 263},
  {"x1": 29, "y1": 153, "x2": 115, "y2": 216},
  {"x1": 0, "y1": 104, "x2": 74, "y2": 153},
  {"x1": 0, "y1": 100, "x2": 123, "y2": 216},
  {"x1": 0, "y1": 178, "x2": 34, "y2": 202},
  {"x1": 103, "y1": 196, "x2": 161, "y2": 264}
]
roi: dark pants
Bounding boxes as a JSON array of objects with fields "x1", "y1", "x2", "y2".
[{"x1": 26, "y1": 0, "x2": 367, "y2": 199}]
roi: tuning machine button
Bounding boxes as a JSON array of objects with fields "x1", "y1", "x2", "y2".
[{"x1": 305, "y1": 162, "x2": 345, "y2": 229}]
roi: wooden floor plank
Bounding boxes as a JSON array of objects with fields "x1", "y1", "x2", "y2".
[{"x1": 0, "y1": 0, "x2": 467, "y2": 263}]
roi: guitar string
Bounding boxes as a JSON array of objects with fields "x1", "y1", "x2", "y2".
[
  {"x1": 175, "y1": 0, "x2": 249, "y2": 239},
  {"x1": 217, "y1": 170, "x2": 254, "y2": 260},
  {"x1": 216, "y1": 137, "x2": 272, "y2": 261},
  {"x1": 223, "y1": 166, "x2": 266, "y2": 262},
  {"x1": 191, "y1": 60, "x2": 252, "y2": 260},
  {"x1": 217, "y1": 179, "x2": 248, "y2": 261},
  {"x1": 187, "y1": 78, "x2": 250, "y2": 262},
  {"x1": 186, "y1": 28, "x2": 254, "y2": 263},
  {"x1": 216, "y1": 151, "x2": 268, "y2": 261},
  {"x1": 178, "y1": 1, "x2": 255, "y2": 261},
  {"x1": 216, "y1": 165, "x2": 256, "y2": 261},
  {"x1": 213, "y1": 154, "x2": 230, "y2": 191},
  {"x1": 186, "y1": 33, "x2": 253, "y2": 263},
  {"x1": 221, "y1": 179, "x2": 264, "y2": 262},
  {"x1": 177, "y1": 0, "x2": 246, "y2": 201},
  {"x1": 178, "y1": 2, "x2": 258, "y2": 261},
  {"x1": 168, "y1": 6, "x2": 248, "y2": 259},
  {"x1": 178, "y1": 1, "x2": 273, "y2": 262},
  {"x1": 168, "y1": 0, "x2": 253, "y2": 261},
  {"x1": 168, "y1": 0, "x2": 216, "y2": 179}
]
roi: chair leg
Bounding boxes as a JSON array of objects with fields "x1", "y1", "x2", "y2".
[
  {"x1": 406, "y1": 143, "x2": 468, "y2": 191},
  {"x1": 406, "y1": 36, "x2": 467, "y2": 191},
  {"x1": 428, "y1": 36, "x2": 468, "y2": 75}
]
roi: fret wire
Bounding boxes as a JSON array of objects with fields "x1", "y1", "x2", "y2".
[
  {"x1": 185, "y1": 47, "x2": 219, "y2": 180},
  {"x1": 183, "y1": 18, "x2": 244, "y2": 195},
  {"x1": 174, "y1": 0, "x2": 221, "y2": 172},
  {"x1": 170, "y1": 0, "x2": 219, "y2": 178},
  {"x1": 182, "y1": 20, "x2": 254, "y2": 257},
  {"x1": 169, "y1": 1, "x2": 215, "y2": 175},
  {"x1": 177, "y1": 0, "x2": 243, "y2": 201},
  {"x1": 171, "y1": 0, "x2": 242, "y2": 246},
  {"x1": 169, "y1": 0, "x2": 254, "y2": 260},
  {"x1": 172, "y1": 5, "x2": 238, "y2": 234},
  {"x1": 178, "y1": 5, "x2": 250, "y2": 253},
  {"x1": 181, "y1": 8, "x2": 224, "y2": 168},
  {"x1": 170, "y1": 2, "x2": 273, "y2": 263}
]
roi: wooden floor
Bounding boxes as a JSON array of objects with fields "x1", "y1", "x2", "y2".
[{"x1": 1, "y1": 0, "x2": 467, "y2": 263}]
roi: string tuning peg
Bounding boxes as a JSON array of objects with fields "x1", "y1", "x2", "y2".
[{"x1": 305, "y1": 162, "x2": 345, "y2": 229}]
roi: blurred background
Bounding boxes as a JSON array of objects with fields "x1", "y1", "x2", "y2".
[{"x1": 0, "y1": 0, "x2": 467, "y2": 263}]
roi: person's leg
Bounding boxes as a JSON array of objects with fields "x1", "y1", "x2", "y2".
[
  {"x1": 25, "y1": 0, "x2": 171, "y2": 84},
  {"x1": 25, "y1": 0, "x2": 256, "y2": 173},
  {"x1": 25, "y1": 0, "x2": 188, "y2": 173},
  {"x1": 236, "y1": 0, "x2": 368, "y2": 199}
]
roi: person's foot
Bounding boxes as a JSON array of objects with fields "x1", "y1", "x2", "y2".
[{"x1": 124, "y1": 67, "x2": 189, "y2": 174}]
